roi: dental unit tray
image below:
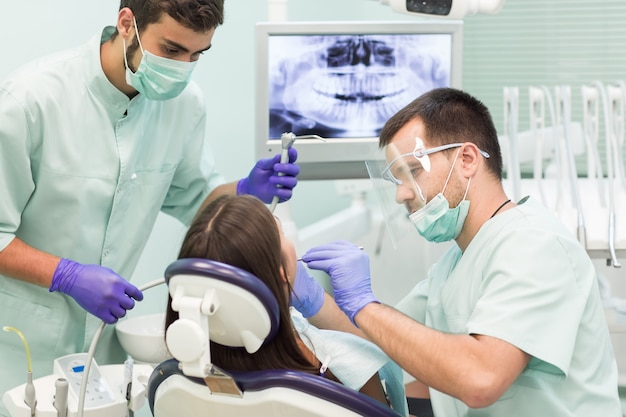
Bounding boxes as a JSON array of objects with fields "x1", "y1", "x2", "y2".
[{"x1": 2, "y1": 353, "x2": 153, "y2": 417}]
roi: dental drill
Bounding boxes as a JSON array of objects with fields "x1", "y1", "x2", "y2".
[
  {"x1": 268, "y1": 133, "x2": 327, "y2": 213},
  {"x1": 269, "y1": 132, "x2": 297, "y2": 213}
]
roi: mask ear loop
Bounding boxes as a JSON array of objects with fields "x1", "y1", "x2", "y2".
[
  {"x1": 123, "y1": 16, "x2": 145, "y2": 71},
  {"x1": 441, "y1": 147, "x2": 472, "y2": 203},
  {"x1": 131, "y1": 17, "x2": 145, "y2": 54},
  {"x1": 462, "y1": 177, "x2": 472, "y2": 200},
  {"x1": 441, "y1": 147, "x2": 462, "y2": 195}
]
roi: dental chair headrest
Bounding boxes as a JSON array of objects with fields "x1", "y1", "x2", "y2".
[{"x1": 164, "y1": 258, "x2": 280, "y2": 378}]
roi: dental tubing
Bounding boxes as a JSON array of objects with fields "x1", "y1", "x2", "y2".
[
  {"x1": 3, "y1": 326, "x2": 37, "y2": 416},
  {"x1": 77, "y1": 277, "x2": 166, "y2": 417}
]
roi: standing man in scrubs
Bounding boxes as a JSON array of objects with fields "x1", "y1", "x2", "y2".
[
  {"x1": 295, "y1": 88, "x2": 622, "y2": 416},
  {"x1": 0, "y1": 1, "x2": 299, "y2": 413}
]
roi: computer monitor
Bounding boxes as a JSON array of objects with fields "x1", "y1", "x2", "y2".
[{"x1": 255, "y1": 20, "x2": 464, "y2": 180}]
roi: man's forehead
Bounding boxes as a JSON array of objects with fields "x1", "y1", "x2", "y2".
[
  {"x1": 146, "y1": 12, "x2": 215, "y2": 49},
  {"x1": 389, "y1": 119, "x2": 429, "y2": 150}
]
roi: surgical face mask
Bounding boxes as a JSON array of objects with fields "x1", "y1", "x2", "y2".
[
  {"x1": 408, "y1": 150, "x2": 471, "y2": 243},
  {"x1": 123, "y1": 18, "x2": 197, "y2": 100}
]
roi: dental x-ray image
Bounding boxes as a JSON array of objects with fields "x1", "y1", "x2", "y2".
[{"x1": 267, "y1": 33, "x2": 452, "y2": 139}]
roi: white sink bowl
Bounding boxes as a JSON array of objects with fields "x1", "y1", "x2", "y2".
[{"x1": 116, "y1": 313, "x2": 171, "y2": 364}]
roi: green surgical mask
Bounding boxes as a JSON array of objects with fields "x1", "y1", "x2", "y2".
[
  {"x1": 408, "y1": 150, "x2": 471, "y2": 243},
  {"x1": 409, "y1": 191, "x2": 470, "y2": 243},
  {"x1": 123, "y1": 18, "x2": 197, "y2": 100}
]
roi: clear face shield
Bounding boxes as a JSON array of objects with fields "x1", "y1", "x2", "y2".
[{"x1": 365, "y1": 138, "x2": 470, "y2": 246}]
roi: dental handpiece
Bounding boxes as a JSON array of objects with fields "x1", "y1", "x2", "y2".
[
  {"x1": 25, "y1": 371, "x2": 36, "y2": 417},
  {"x1": 124, "y1": 356, "x2": 134, "y2": 417},
  {"x1": 269, "y1": 132, "x2": 297, "y2": 213},
  {"x1": 54, "y1": 378, "x2": 68, "y2": 417},
  {"x1": 124, "y1": 356, "x2": 134, "y2": 405}
]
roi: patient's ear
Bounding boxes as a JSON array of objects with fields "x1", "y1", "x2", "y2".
[{"x1": 279, "y1": 263, "x2": 289, "y2": 284}]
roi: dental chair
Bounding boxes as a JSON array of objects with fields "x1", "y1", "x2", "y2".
[{"x1": 147, "y1": 258, "x2": 400, "y2": 417}]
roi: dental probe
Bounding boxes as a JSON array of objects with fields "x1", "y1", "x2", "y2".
[
  {"x1": 269, "y1": 132, "x2": 297, "y2": 213},
  {"x1": 296, "y1": 246, "x2": 364, "y2": 262}
]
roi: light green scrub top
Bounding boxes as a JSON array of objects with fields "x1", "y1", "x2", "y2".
[
  {"x1": 0, "y1": 28, "x2": 224, "y2": 414},
  {"x1": 395, "y1": 197, "x2": 622, "y2": 417},
  {"x1": 291, "y1": 308, "x2": 409, "y2": 416}
]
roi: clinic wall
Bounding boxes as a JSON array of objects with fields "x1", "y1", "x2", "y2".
[{"x1": 0, "y1": 3, "x2": 113, "y2": 73}]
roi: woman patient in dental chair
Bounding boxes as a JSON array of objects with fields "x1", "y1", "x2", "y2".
[{"x1": 164, "y1": 194, "x2": 408, "y2": 416}]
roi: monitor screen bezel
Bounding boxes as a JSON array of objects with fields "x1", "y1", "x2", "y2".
[{"x1": 255, "y1": 20, "x2": 464, "y2": 180}]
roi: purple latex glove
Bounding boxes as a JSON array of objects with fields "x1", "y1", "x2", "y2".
[
  {"x1": 290, "y1": 261, "x2": 325, "y2": 318},
  {"x1": 301, "y1": 241, "x2": 379, "y2": 325},
  {"x1": 237, "y1": 147, "x2": 300, "y2": 204},
  {"x1": 49, "y1": 258, "x2": 144, "y2": 324}
]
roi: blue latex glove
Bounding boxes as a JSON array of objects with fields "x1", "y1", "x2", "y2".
[
  {"x1": 236, "y1": 147, "x2": 300, "y2": 204},
  {"x1": 290, "y1": 261, "x2": 325, "y2": 318},
  {"x1": 49, "y1": 258, "x2": 144, "y2": 324},
  {"x1": 301, "y1": 241, "x2": 379, "y2": 325}
]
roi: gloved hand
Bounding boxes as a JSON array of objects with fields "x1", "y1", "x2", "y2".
[
  {"x1": 236, "y1": 147, "x2": 300, "y2": 204},
  {"x1": 49, "y1": 258, "x2": 144, "y2": 324},
  {"x1": 290, "y1": 261, "x2": 325, "y2": 318},
  {"x1": 301, "y1": 241, "x2": 379, "y2": 325}
]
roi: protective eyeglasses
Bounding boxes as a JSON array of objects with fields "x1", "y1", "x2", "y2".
[
  {"x1": 381, "y1": 142, "x2": 490, "y2": 185},
  {"x1": 365, "y1": 138, "x2": 490, "y2": 250}
]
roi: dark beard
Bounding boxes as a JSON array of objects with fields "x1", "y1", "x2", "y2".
[{"x1": 125, "y1": 36, "x2": 141, "y2": 73}]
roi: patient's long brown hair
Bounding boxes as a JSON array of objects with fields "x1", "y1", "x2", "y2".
[{"x1": 165, "y1": 195, "x2": 320, "y2": 375}]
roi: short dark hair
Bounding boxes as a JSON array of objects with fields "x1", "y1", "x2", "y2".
[
  {"x1": 379, "y1": 88, "x2": 503, "y2": 179},
  {"x1": 113, "y1": 0, "x2": 225, "y2": 38}
]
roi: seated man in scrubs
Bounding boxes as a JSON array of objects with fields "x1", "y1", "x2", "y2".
[
  {"x1": 294, "y1": 88, "x2": 623, "y2": 416},
  {"x1": 166, "y1": 194, "x2": 409, "y2": 416},
  {"x1": 0, "y1": 1, "x2": 299, "y2": 414}
]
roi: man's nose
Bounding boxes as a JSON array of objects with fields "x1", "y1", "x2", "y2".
[{"x1": 395, "y1": 182, "x2": 415, "y2": 205}]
